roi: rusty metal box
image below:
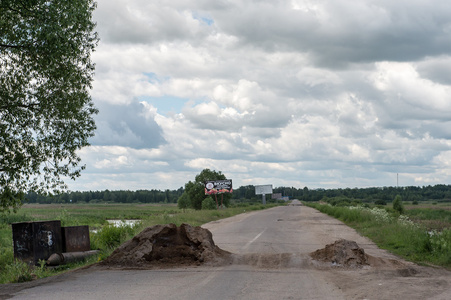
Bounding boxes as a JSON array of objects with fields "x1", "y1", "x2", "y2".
[
  {"x1": 62, "y1": 226, "x2": 90, "y2": 252},
  {"x1": 12, "y1": 220, "x2": 63, "y2": 265}
]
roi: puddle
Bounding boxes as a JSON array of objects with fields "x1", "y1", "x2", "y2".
[
  {"x1": 107, "y1": 219, "x2": 141, "y2": 227},
  {"x1": 91, "y1": 219, "x2": 141, "y2": 233}
]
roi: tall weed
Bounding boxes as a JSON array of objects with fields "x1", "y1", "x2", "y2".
[{"x1": 91, "y1": 223, "x2": 137, "y2": 250}]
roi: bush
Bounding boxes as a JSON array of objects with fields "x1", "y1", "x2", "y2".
[
  {"x1": 375, "y1": 199, "x2": 387, "y2": 206},
  {"x1": 202, "y1": 197, "x2": 216, "y2": 210},
  {"x1": 322, "y1": 196, "x2": 361, "y2": 207},
  {"x1": 393, "y1": 195, "x2": 404, "y2": 214},
  {"x1": 1, "y1": 260, "x2": 33, "y2": 283},
  {"x1": 177, "y1": 192, "x2": 190, "y2": 210},
  {"x1": 91, "y1": 224, "x2": 136, "y2": 250},
  {"x1": 0, "y1": 259, "x2": 50, "y2": 284}
]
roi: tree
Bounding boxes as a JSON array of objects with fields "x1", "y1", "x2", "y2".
[
  {"x1": 184, "y1": 169, "x2": 231, "y2": 210},
  {"x1": 185, "y1": 180, "x2": 204, "y2": 210},
  {"x1": 393, "y1": 194, "x2": 404, "y2": 214},
  {"x1": 177, "y1": 192, "x2": 190, "y2": 211},
  {"x1": 202, "y1": 196, "x2": 216, "y2": 210},
  {"x1": 0, "y1": 0, "x2": 99, "y2": 211}
]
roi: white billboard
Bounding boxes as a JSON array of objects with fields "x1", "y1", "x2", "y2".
[{"x1": 255, "y1": 184, "x2": 273, "y2": 195}]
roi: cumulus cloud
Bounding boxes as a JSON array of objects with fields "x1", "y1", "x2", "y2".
[
  {"x1": 68, "y1": 0, "x2": 451, "y2": 191},
  {"x1": 90, "y1": 101, "x2": 166, "y2": 149}
]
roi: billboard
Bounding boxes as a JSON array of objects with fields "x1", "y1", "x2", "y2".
[
  {"x1": 271, "y1": 193, "x2": 282, "y2": 199},
  {"x1": 205, "y1": 180, "x2": 233, "y2": 195},
  {"x1": 255, "y1": 184, "x2": 273, "y2": 195}
]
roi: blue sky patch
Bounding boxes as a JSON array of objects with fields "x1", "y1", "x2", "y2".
[
  {"x1": 144, "y1": 72, "x2": 169, "y2": 83},
  {"x1": 140, "y1": 95, "x2": 190, "y2": 115},
  {"x1": 192, "y1": 12, "x2": 214, "y2": 26}
]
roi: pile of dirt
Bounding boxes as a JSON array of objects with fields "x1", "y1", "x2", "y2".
[
  {"x1": 100, "y1": 223, "x2": 231, "y2": 269},
  {"x1": 310, "y1": 239, "x2": 369, "y2": 268}
]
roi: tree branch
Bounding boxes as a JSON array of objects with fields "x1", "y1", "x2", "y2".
[
  {"x1": 0, "y1": 43, "x2": 26, "y2": 49},
  {"x1": 0, "y1": 103, "x2": 39, "y2": 110}
]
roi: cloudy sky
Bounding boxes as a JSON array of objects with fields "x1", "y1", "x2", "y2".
[{"x1": 68, "y1": 0, "x2": 451, "y2": 192}]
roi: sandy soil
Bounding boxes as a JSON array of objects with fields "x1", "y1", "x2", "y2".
[{"x1": 100, "y1": 223, "x2": 231, "y2": 269}]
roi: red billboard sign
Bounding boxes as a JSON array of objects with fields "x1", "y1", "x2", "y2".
[{"x1": 205, "y1": 180, "x2": 233, "y2": 195}]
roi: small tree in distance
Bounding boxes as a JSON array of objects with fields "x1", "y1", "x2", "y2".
[
  {"x1": 182, "y1": 169, "x2": 230, "y2": 210},
  {"x1": 393, "y1": 194, "x2": 404, "y2": 214},
  {"x1": 177, "y1": 192, "x2": 190, "y2": 211}
]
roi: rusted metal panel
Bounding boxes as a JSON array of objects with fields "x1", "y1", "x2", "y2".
[
  {"x1": 12, "y1": 222, "x2": 34, "y2": 265},
  {"x1": 62, "y1": 226, "x2": 90, "y2": 252},
  {"x1": 12, "y1": 220, "x2": 63, "y2": 265}
]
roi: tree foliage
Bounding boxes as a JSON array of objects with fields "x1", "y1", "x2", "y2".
[
  {"x1": 27, "y1": 188, "x2": 184, "y2": 204},
  {"x1": 393, "y1": 194, "x2": 404, "y2": 214},
  {"x1": 184, "y1": 169, "x2": 231, "y2": 210},
  {"x1": 233, "y1": 185, "x2": 451, "y2": 203},
  {"x1": 0, "y1": 0, "x2": 99, "y2": 211},
  {"x1": 202, "y1": 196, "x2": 216, "y2": 210},
  {"x1": 177, "y1": 192, "x2": 190, "y2": 210}
]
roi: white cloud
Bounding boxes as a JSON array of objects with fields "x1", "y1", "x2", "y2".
[{"x1": 66, "y1": 0, "x2": 451, "y2": 191}]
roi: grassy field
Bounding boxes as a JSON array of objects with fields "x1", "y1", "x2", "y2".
[
  {"x1": 305, "y1": 201, "x2": 451, "y2": 268},
  {"x1": 404, "y1": 202, "x2": 451, "y2": 231},
  {"x1": 0, "y1": 202, "x2": 276, "y2": 284}
]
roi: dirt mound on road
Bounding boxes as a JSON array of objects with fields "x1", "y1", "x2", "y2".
[
  {"x1": 101, "y1": 223, "x2": 231, "y2": 269},
  {"x1": 310, "y1": 239, "x2": 369, "y2": 268}
]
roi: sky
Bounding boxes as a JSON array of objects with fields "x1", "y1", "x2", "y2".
[{"x1": 68, "y1": 0, "x2": 451, "y2": 192}]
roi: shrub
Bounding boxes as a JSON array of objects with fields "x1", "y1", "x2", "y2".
[
  {"x1": 177, "y1": 192, "x2": 190, "y2": 210},
  {"x1": 202, "y1": 197, "x2": 216, "y2": 210},
  {"x1": 1, "y1": 261, "x2": 33, "y2": 283},
  {"x1": 393, "y1": 195, "x2": 404, "y2": 214},
  {"x1": 374, "y1": 199, "x2": 387, "y2": 205},
  {"x1": 0, "y1": 259, "x2": 49, "y2": 283},
  {"x1": 91, "y1": 224, "x2": 136, "y2": 249},
  {"x1": 430, "y1": 228, "x2": 451, "y2": 254}
]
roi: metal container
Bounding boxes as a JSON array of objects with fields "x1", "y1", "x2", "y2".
[
  {"x1": 62, "y1": 225, "x2": 90, "y2": 252},
  {"x1": 12, "y1": 220, "x2": 63, "y2": 265}
]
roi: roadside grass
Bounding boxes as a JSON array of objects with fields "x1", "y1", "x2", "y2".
[
  {"x1": 0, "y1": 202, "x2": 279, "y2": 284},
  {"x1": 404, "y1": 207, "x2": 451, "y2": 231},
  {"x1": 306, "y1": 202, "x2": 451, "y2": 268}
]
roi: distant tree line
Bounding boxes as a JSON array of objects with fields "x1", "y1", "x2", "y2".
[
  {"x1": 296, "y1": 185, "x2": 451, "y2": 203},
  {"x1": 25, "y1": 184, "x2": 451, "y2": 205},
  {"x1": 26, "y1": 188, "x2": 184, "y2": 204},
  {"x1": 233, "y1": 184, "x2": 451, "y2": 203}
]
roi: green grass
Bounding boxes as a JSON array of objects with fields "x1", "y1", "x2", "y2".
[
  {"x1": 0, "y1": 202, "x2": 280, "y2": 284},
  {"x1": 305, "y1": 202, "x2": 451, "y2": 268},
  {"x1": 404, "y1": 207, "x2": 451, "y2": 231}
]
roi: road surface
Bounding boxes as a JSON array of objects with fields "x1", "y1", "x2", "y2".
[{"x1": 2, "y1": 201, "x2": 451, "y2": 299}]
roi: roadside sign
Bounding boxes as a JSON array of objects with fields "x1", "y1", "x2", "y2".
[
  {"x1": 255, "y1": 184, "x2": 273, "y2": 205},
  {"x1": 205, "y1": 180, "x2": 233, "y2": 195},
  {"x1": 255, "y1": 184, "x2": 273, "y2": 195},
  {"x1": 271, "y1": 193, "x2": 282, "y2": 199}
]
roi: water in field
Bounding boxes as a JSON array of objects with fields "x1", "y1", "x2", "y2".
[
  {"x1": 107, "y1": 219, "x2": 141, "y2": 227},
  {"x1": 90, "y1": 219, "x2": 141, "y2": 233}
]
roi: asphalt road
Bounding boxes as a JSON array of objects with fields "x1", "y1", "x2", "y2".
[{"x1": 4, "y1": 201, "x2": 451, "y2": 300}]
